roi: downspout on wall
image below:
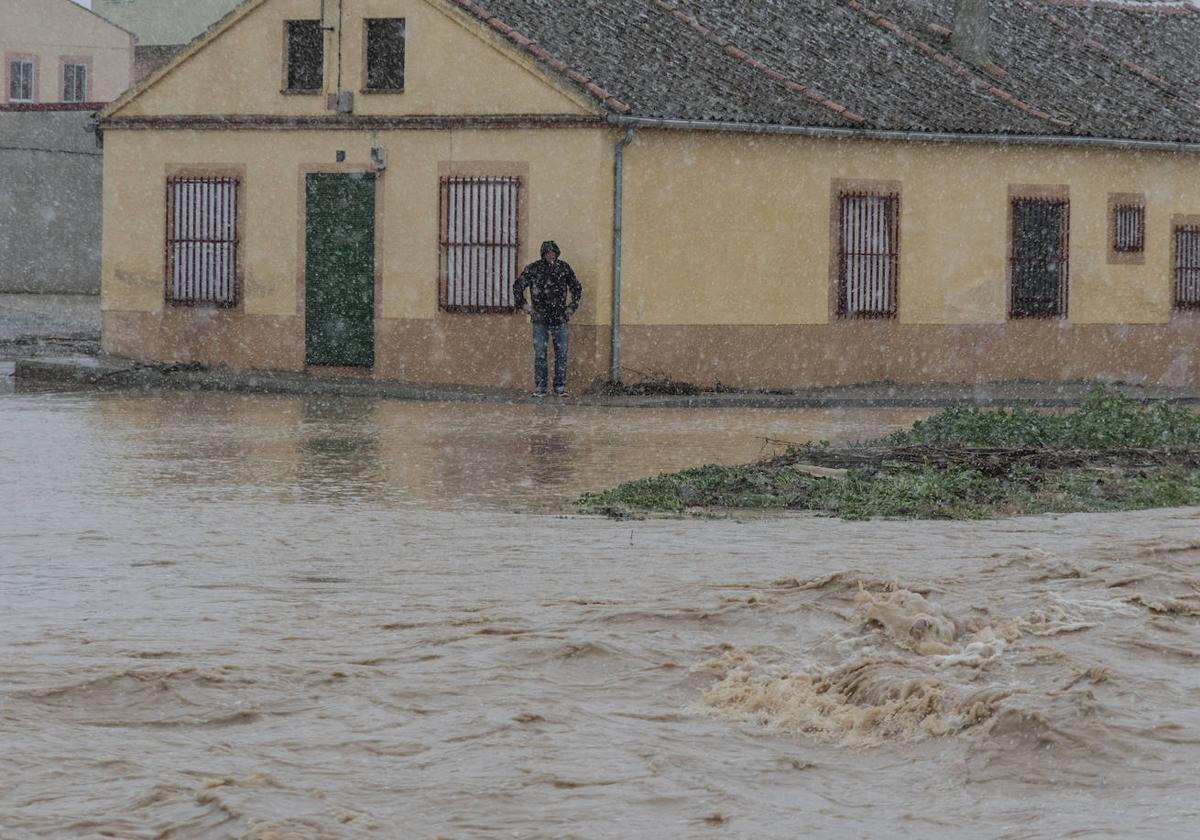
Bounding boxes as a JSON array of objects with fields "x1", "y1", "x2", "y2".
[{"x1": 611, "y1": 126, "x2": 635, "y2": 384}]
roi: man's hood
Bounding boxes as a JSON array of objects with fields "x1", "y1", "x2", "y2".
[{"x1": 540, "y1": 240, "x2": 561, "y2": 259}]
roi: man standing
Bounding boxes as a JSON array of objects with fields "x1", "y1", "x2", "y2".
[{"x1": 513, "y1": 241, "x2": 582, "y2": 397}]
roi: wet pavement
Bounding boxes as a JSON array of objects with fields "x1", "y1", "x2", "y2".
[
  {"x1": 0, "y1": 386, "x2": 930, "y2": 511},
  {"x1": 17, "y1": 352, "x2": 1200, "y2": 408}
]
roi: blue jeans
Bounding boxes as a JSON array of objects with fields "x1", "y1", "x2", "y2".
[{"x1": 532, "y1": 318, "x2": 569, "y2": 392}]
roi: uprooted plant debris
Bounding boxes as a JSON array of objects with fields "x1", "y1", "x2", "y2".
[
  {"x1": 585, "y1": 369, "x2": 740, "y2": 397},
  {"x1": 579, "y1": 386, "x2": 1200, "y2": 520}
]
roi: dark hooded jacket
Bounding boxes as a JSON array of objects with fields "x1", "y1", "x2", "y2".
[{"x1": 513, "y1": 241, "x2": 581, "y2": 325}]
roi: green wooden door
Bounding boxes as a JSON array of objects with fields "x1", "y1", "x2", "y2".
[{"x1": 305, "y1": 172, "x2": 376, "y2": 367}]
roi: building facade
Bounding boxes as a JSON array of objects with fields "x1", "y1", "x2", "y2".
[
  {"x1": 2, "y1": 0, "x2": 133, "y2": 106},
  {"x1": 97, "y1": 0, "x2": 1200, "y2": 388}
]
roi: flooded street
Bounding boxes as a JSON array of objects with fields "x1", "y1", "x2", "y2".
[{"x1": 3, "y1": 382, "x2": 1200, "y2": 838}]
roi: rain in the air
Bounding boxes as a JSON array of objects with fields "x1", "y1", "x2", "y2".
[{"x1": 5, "y1": 0, "x2": 1200, "y2": 836}]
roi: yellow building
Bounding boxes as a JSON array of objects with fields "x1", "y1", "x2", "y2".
[
  {"x1": 2, "y1": 0, "x2": 133, "y2": 105},
  {"x1": 98, "y1": 0, "x2": 1200, "y2": 390}
]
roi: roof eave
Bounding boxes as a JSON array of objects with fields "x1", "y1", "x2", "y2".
[{"x1": 606, "y1": 114, "x2": 1200, "y2": 153}]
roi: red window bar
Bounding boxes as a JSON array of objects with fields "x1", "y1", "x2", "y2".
[
  {"x1": 438, "y1": 175, "x2": 521, "y2": 312},
  {"x1": 1010, "y1": 197, "x2": 1069, "y2": 318},
  {"x1": 837, "y1": 191, "x2": 899, "y2": 318},
  {"x1": 165, "y1": 176, "x2": 239, "y2": 306},
  {"x1": 1174, "y1": 225, "x2": 1200, "y2": 310},
  {"x1": 1113, "y1": 203, "x2": 1145, "y2": 253}
]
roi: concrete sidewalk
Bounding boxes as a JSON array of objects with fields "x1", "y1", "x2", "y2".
[
  {"x1": 0, "y1": 294, "x2": 101, "y2": 359},
  {"x1": 0, "y1": 294, "x2": 100, "y2": 339},
  {"x1": 14, "y1": 353, "x2": 1200, "y2": 407},
  {"x1": 7, "y1": 294, "x2": 1199, "y2": 409}
]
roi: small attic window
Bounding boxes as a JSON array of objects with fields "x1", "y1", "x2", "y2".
[
  {"x1": 286, "y1": 20, "x2": 323, "y2": 93},
  {"x1": 364, "y1": 19, "x2": 405, "y2": 92},
  {"x1": 1113, "y1": 204, "x2": 1145, "y2": 253},
  {"x1": 1108, "y1": 193, "x2": 1146, "y2": 265}
]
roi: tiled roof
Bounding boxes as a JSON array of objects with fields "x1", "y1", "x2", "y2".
[
  {"x1": 448, "y1": 0, "x2": 1200, "y2": 142},
  {"x1": 1041, "y1": 0, "x2": 1200, "y2": 102}
]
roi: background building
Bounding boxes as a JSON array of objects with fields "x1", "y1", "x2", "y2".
[
  {"x1": 2, "y1": 0, "x2": 134, "y2": 106},
  {"x1": 1, "y1": 0, "x2": 134, "y2": 293},
  {"x1": 91, "y1": 0, "x2": 243, "y2": 80}
]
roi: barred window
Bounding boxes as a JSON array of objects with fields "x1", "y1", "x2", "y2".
[
  {"x1": 1174, "y1": 225, "x2": 1200, "y2": 311},
  {"x1": 63, "y1": 63, "x2": 88, "y2": 103},
  {"x1": 438, "y1": 176, "x2": 520, "y2": 311},
  {"x1": 166, "y1": 176, "x2": 240, "y2": 306},
  {"x1": 1113, "y1": 203, "x2": 1145, "y2": 253},
  {"x1": 837, "y1": 191, "x2": 899, "y2": 318},
  {"x1": 1011, "y1": 197, "x2": 1069, "y2": 318},
  {"x1": 286, "y1": 20, "x2": 323, "y2": 92}
]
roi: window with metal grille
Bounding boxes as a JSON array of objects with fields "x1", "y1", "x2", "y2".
[
  {"x1": 63, "y1": 63, "x2": 87, "y2": 103},
  {"x1": 286, "y1": 20, "x2": 323, "y2": 92},
  {"x1": 438, "y1": 176, "x2": 521, "y2": 311},
  {"x1": 365, "y1": 18, "x2": 405, "y2": 91},
  {"x1": 1174, "y1": 225, "x2": 1200, "y2": 310},
  {"x1": 837, "y1": 191, "x2": 899, "y2": 318},
  {"x1": 165, "y1": 176, "x2": 240, "y2": 306},
  {"x1": 1010, "y1": 197, "x2": 1069, "y2": 318},
  {"x1": 9, "y1": 59, "x2": 34, "y2": 102},
  {"x1": 1113, "y1": 203, "x2": 1145, "y2": 253}
]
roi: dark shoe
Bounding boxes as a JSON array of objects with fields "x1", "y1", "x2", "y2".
[{"x1": 554, "y1": 388, "x2": 567, "y2": 397}]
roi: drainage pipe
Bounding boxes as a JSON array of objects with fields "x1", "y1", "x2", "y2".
[
  {"x1": 336, "y1": 0, "x2": 345, "y2": 98},
  {"x1": 611, "y1": 126, "x2": 635, "y2": 384},
  {"x1": 606, "y1": 114, "x2": 1200, "y2": 154}
]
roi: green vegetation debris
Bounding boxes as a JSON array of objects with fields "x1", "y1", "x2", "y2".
[
  {"x1": 889, "y1": 386, "x2": 1200, "y2": 449},
  {"x1": 579, "y1": 386, "x2": 1200, "y2": 520}
]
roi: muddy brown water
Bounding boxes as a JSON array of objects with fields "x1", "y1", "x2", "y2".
[{"x1": 2, "y1": 385, "x2": 1200, "y2": 838}]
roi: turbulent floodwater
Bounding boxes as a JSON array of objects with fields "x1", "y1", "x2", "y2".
[{"x1": 2, "y1": 383, "x2": 1200, "y2": 838}]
